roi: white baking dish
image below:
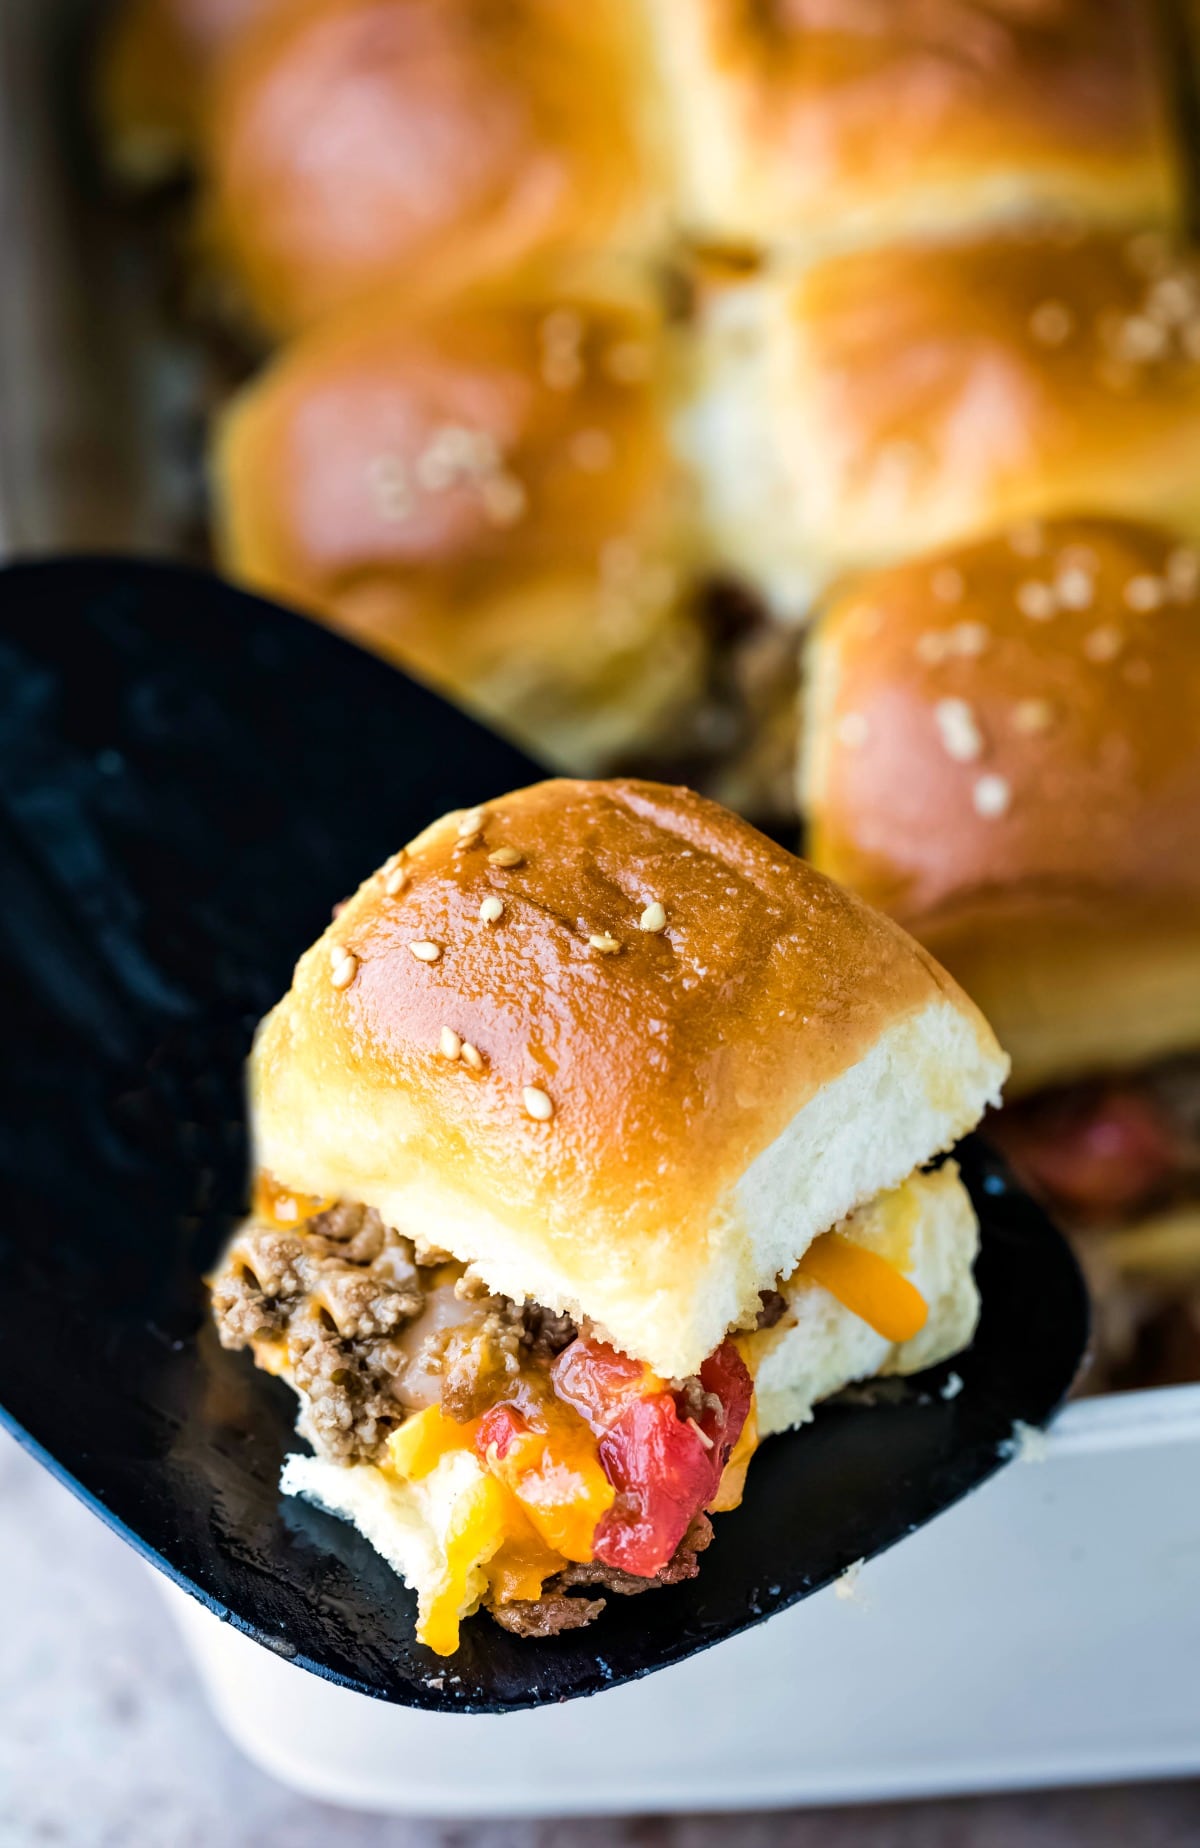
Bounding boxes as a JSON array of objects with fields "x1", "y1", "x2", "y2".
[
  {"x1": 155, "y1": 1389, "x2": 1200, "y2": 1815},
  {"x1": 7, "y1": 0, "x2": 1200, "y2": 1810}
]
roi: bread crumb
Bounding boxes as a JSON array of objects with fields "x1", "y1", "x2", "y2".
[
  {"x1": 834, "y1": 1558, "x2": 868, "y2": 1606},
  {"x1": 1003, "y1": 1419, "x2": 1050, "y2": 1463}
]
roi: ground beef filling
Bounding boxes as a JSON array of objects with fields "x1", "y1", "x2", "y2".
[
  {"x1": 210, "y1": 1201, "x2": 576, "y2": 1464},
  {"x1": 490, "y1": 1515, "x2": 715, "y2": 1637},
  {"x1": 212, "y1": 1200, "x2": 737, "y2": 1635}
]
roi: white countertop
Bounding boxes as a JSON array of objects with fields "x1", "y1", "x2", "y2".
[{"x1": 2, "y1": 1427, "x2": 1197, "y2": 1847}]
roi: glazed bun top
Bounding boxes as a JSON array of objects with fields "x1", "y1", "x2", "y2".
[
  {"x1": 203, "y1": 0, "x2": 670, "y2": 334},
  {"x1": 657, "y1": 0, "x2": 1180, "y2": 250},
  {"x1": 805, "y1": 516, "x2": 1200, "y2": 926},
  {"x1": 251, "y1": 779, "x2": 1005, "y2": 1375}
]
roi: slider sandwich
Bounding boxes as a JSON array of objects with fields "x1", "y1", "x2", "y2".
[
  {"x1": 804, "y1": 516, "x2": 1200, "y2": 1382},
  {"x1": 212, "y1": 779, "x2": 1006, "y2": 1652}
]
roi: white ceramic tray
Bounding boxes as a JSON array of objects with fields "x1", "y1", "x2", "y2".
[{"x1": 159, "y1": 1388, "x2": 1200, "y2": 1815}]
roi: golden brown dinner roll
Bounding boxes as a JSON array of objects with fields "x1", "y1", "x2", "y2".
[
  {"x1": 685, "y1": 225, "x2": 1200, "y2": 618},
  {"x1": 803, "y1": 517, "x2": 1200, "y2": 1094},
  {"x1": 253, "y1": 777, "x2": 1006, "y2": 1377},
  {"x1": 214, "y1": 275, "x2": 706, "y2": 771},
  {"x1": 654, "y1": 0, "x2": 1180, "y2": 253},
  {"x1": 201, "y1": 0, "x2": 672, "y2": 336},
  {"x1": 98, "y1": 0, "x2": 277, "y2": 180}
]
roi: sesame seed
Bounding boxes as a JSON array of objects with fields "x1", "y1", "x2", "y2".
[
  {"x1": 604, "y1": 339, "x2": 651, "y2": 384},
  {"x1": 479, "y1": 895, "x2": 504, "y2": 924},
  {"x1": 480, "y1": 473, "x2": 528, "y2": 528},
  {"x1": 1008, "y1": 521, "x2": 1044, "y2": 559},
  {"x1": 1084, "y1": 624, "x2": 1124, "y2": 662},
  {"x1": 457, "y1": 808, "x2": 485, "y2": 838},
  {"x1": 1013, "y1": 698, "x2": 1055, "y2": 735},
  {"x1": 916, "y1": 632, "x2": 950, "y2": 665},
  {"x1": 461, "y1": 1041, "x2": 484, "y2": 1071},
  {"x1": 488, "y1": 847, "x2": 523, "y2": 868},
  {"x1": 836, "y1": 711, "x2": 871, "y2": 748},
  {"x1": 1016, "y1": 580, "x2": 1057, "y2": 621},
  {"x1": 1055, "y1": 564, "x2": 1094, "y2": 610},
  {"x1": 409, "y1": 940, "x2": 442, "y2": 963},
  {"x1": 540, "y1": 351, "x2": 583, "y2": 392},
  {"x1": 440, "y1": 1026, "x2": 462, "y2": 1060},
  {"x1": 949, "y1": 620, "x2": 989, "y2": 658},
  {"x1": 589, "y1": 932, "x2": 621, "y2": 953},
  {"x1": 365, "y1": 454, "x2": 412, "y2": 523},
  {"x1": 523, "y1": 1086, "x2": 554, "y2": 1122},
  {"x1": 1146, "y1": 274, "x2": 1196, "y2": 325},
  {"x1": 1124, "y1": 574, "x2": 1166, "y2": 612},
  {"x1": 930, "y1": 565, "x2": 964, "y2": 603},
  {"x1": 600, "y1": 537, "x2": 640, "y2": 586},
  {"x1": 569, "y1": 428, "x2": 615, "y2": 471},
  {"x1": 639, "y1": 901, "x2": 667, "y2": 933},
  {"x1": 541, "y1": 308, "x2": 583, "y2": 349},
  {"x1": 972, "y1": 774, "x2": 1011, "y2": 818},
  {"x1": 384, "y1": 865, "x2": 409, "y2": 897},
  {"x1": 934, "y1": 698, "x2": 984, "y2": 763},
  {"x1": 330, "y1": 951, "x2": 358, "y2": 989},
  {"x1": 1167, "y1": 546, "x2": 1200, "y2": 599},
  {"x1": 1115, "y1": 315, "x2": 1167, "y2": 364},
  {"x1": 1029, "y1": 300, "x2": 1074, "y2": 346}
]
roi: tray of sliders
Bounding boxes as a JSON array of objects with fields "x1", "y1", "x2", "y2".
[{"x1": 2, "y1": 0, "x2": 1200, "y2": 1814}]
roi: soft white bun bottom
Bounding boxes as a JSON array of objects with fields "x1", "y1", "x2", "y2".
[
  {"x1": 747, "y1": 1162, "x2": 980, "y2": 1438},
  {"x1": 279, "y1": 1163, "x2": 980, "y2": 1632}
]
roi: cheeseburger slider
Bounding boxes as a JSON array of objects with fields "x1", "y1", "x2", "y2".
[
  {"x1": 804, "y1": 516, "x2": 1200, "y2": 1379},
  {"x1": 212, "y1": 779, "x2": 1006, "y2": 1652}
]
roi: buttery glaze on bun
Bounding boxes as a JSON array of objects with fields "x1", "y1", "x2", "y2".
[
  {"x1": 252, "y1": 778, "x2": 1006, "y2": 1379},
  {"x1": 686, "y1": 227, "x2": 1200, "y2": 617},
  {"x1": 803, "y1": 517, "x2": 1200, "y2": 1094},
  {"x1": 214, "y1": 276, "x2": 705, "y2": 772},
  {"x1": 655, "y1": 0, "x2": 1179, "y2": 253},
  {"x1": 202, "y1": 0, "x2": 671, "y2": 335}
]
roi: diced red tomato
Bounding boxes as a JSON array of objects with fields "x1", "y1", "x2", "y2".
[
  {"x1": 585, "y1": 1339, "x2": 753, "y2": 1577},
  {"x1": 697, "y1": 1342, "x2": 754, "y2": 1459},
  {"x1": 474, "y1": 1402, "x2": 527, "y2": 1462},
  {"x1": 480, "y1": 1336, "x2": 754, "y2": 1579},
  {"x1": 992, "y1": 1083, "x2": 1180, "y2": 1222},
  {"x1": 550, "y1": 1337, "x2": 661, "y2": 1433},
  {"x1": 593, "y1": 1393, "x2": 716, "y2": 1575}
]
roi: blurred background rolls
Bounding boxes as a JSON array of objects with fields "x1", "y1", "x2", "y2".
[
  {"x1": 199, "y1": 0, "x2": 673, "y2": 337},
  {"x1": 215, "y1": 274, "x2": 707, "y2": 771},
  {"x1": 653, "y1": 0, "x2": 1181, "y2": 257},
  {"x1": 685, "y1": 228, "x2": 1200, "y2": 619}
]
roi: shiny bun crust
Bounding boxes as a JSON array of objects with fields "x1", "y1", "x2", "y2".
[
  {"x1": 655, "y1": 0, "x2": 1179, "y2": 251},
  {"x1": 251, "y1": 779, "x2": 1006, "y2": 1377},
  {"x1": 685, "y1": 226, "x2": 1200, "y2": 619},
  {"x1": 202, "y1": 0, "x2": 671, "y2": 335},
  {"x1": 213, "y1": 276, "x2": 705, "y2": 772},
  {"x1": 804, "y1": 517, "x2": 1200, "y2": 1092}
]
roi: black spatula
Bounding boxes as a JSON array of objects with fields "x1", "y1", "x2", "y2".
[{"x1": 0, "y1": 557, "x2": 1089, "y2": 1713}]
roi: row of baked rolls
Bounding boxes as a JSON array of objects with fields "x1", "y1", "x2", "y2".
[
  {"x1": 100, "y1": 0, "x2": 1183, "y2": 336},
  {"x1": 801, "y1": 513, "x2": 1200, "y2": 1387},
  {"x1": 214, "y1": 272, "x2": 708, "y2": 772},
  {"x1": 686, "y1": 223, "x2": 1200, "y2": 619}
]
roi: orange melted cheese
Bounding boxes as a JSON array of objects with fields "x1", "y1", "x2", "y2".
[
  {"x1": 387, "y1": 1405, "x2": 607, "y2": 1652},
  {"x1": 796, "y1": 1233, "x2": 928, "y2": 1343},
  {"x1": 253, "y1": 1172, "x2": 334, "y2": 1228}
]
